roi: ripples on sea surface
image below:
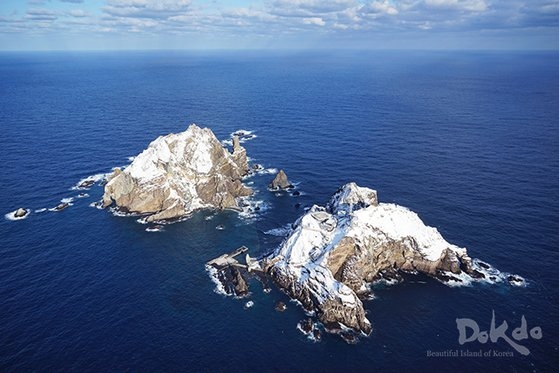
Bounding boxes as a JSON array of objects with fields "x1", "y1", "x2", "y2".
[{"x1": 1, "y1": 50, "x2": 558, "y2": 372}]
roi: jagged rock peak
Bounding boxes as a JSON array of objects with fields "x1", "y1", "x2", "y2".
[
  {"x1": 269, "y1": 169, "x2": 293, "y2": 190},
  {"x1": 327, "y1": 182, "x2": 378, "y2": 213},
  {"x1": 102, "y1": 123, "x2": 252, "y2": 222}
]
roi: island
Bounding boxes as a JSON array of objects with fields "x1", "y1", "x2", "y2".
[
  {"x1": 210, "y1": 182, "x2": 522, "y2": 341},
  {"x1": 102, "y1": 124, "x2": 252, "y2": 222}
]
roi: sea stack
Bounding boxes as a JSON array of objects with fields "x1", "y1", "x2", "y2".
[
  {"x1": 269, "y1": 169, "x2": 293, "y2": 190},
  {"x1": 102, "y1": 124, "x2": 253, "y2": 222}
]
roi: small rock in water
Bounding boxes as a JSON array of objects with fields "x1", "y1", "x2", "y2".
[
  {"x1": 14, "y1": 208, "x2": 28, "y2": 218},
  {"x1": 216, "y1": 224, "x2": 225, "y2": 230},
  {"x1": 469, "y1": 270, "x2": 485, "y2": 279},
  {"x1": 340, "y1": 331, "x2": 358, "y2": 344},
  {"x1": 146, "y1": 225, "x2": 164, "y2": 232},
  {"x1": 507, "y1": 275, "x2": 524, "y2": 285},
  {"x1": 54, "y1": 202, "x2": 69, "y2": 212},
  {"x1": 292, "y1": 191, "x2": 301, "y2": 197},
  {"x1": 298, "y1": 318, "x2": 314, "y2": 334},
  {"x1": 275, "y1": 301, "x2": 287, "y2": 312},
  {"x1": 78, "y1": 179, "x2": 96, "y2": 189},
  {"x1": 269, "y1": 169, "x2": 293, "y2": 190},
  {"x1": 244, "y1": 300, "x2": 254, "y2": 309},
  {"x1": 312, "y1": 328, "x2": 322, "y2": 342},
  {"x1": 477, "y1": 261, "x2": 490, "y2": 269},
  {"x1": 435, "y1": 272, "x2": 462, "y2": 283}
]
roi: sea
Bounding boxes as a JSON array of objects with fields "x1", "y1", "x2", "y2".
[{"x1": 1, "y1": 50, "x2": 558, "y2": 372}]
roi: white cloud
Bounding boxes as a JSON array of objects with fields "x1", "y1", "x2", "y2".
[
  {"x1": 367, "y1": 1, "x2": 399, "y2": 15},
  {"x1": 104, "y1": 0, "x2": 192, "y2": 19},
  {"x1": 424, "y1": 0, "x2": 488, "y2": 12},
  {"x1": 302, "y1": 16, "x2": 326, "y2": 26},
  {"x1": 1, "y1": 0, "x2": 558, "y2": 49}
]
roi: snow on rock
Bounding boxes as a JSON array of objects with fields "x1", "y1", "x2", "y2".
[{"x1": 102, "y1": 124, "x2": 252, "y2": 222}]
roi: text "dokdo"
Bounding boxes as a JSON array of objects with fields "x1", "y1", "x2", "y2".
[{"x1": 456, "y1": 310, "x2": 542, "y2": 356}]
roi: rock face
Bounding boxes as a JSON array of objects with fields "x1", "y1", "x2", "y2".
[
  {"x1": 102, "y1": 124, "x2": 252, "y2": 222},
  {"x1": 264, "y1": 182, "x2": 489, "y2": 337},
  {"x1": 269, "y1": 169, "x2": 293, "y2": 190}
]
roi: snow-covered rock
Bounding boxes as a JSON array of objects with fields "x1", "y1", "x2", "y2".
[
  {"x1": 102, "y1": 124, "x2": 252, "y2": 222},
  {"x1": 263, "y1": 182, "x2": 488, "y2": 337}
]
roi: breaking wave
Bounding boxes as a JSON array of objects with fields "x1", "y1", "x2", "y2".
[
  {"x1": 205, "y1": 265, "x2": 228, "y2": 296},
  {"x1": 72, "y1": 173, "x2": 108, "y2": 190}
]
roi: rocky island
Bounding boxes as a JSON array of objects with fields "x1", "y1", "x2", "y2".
[
  {"x1": 210, "y1": 182, "x2": 520, "y2": 341},
  {"x1": 102, "y1": 124, "x2": 252, "y2": 222},
  {"x1": 262, "y1": 182, "x2": 493, "y2": 336}
]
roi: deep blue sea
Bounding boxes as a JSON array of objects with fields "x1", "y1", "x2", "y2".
[{"x1": 1, "y1": 50, "x2": 558, "y2": 372}]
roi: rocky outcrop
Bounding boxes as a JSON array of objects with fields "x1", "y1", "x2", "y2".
[
  {"x1": 216, "y1": 265, "x2": 249, "y2": 297},
  {"x1": 102, "y1": 124, "x2": 252, "y2": 222},
  {"x1": 14, "y1": 208, "x2": 28, "y2": 218},
  {"x1": 263, "y1": 182, "x2": 494, "y2": 339},
  {"x1": 269, "y1": 169, "x2": 293, "y2": 190},
  {"x1": 53, "y1": 203, "x2": 70, "y2": 212}
]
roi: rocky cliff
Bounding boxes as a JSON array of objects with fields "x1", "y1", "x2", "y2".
[
  {"x1": 102, "y1": 124, "x2": 252, "y2": 222},
  {"x1": 263, "y1": 182, "x2": 492, "y2": 337}
]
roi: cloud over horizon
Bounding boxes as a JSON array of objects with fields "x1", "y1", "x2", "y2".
[{"x1": 0, "y1": 0, "x2": 557, "y2": 50}]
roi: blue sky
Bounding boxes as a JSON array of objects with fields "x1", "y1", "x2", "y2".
[{"x1": 0, "y1": 0, "x2": 558, "y2": 50}]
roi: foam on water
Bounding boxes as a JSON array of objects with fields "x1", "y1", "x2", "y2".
[
  {"x1": 109, "y1": 207, "x2": 140, "y2": 217},
  {"x1": 145, "y1": 225, "x2": 164, "y2": 232},
  {"x1": 264, "y1": 224, "x2": 292, "y2": 237},
  {"x1": 221, "y1": 129, "x2": 257, "y2": 147},
  {"x1": 72, "y1": 173, "x2": 108, "y2": 190},
  {"x1": 89, "y1": 201, "x2": 104, "y2": 209},
  {"x1": 259, "y1": 168, "x2": 278, "y2": 175},
  {"x1": 238, "y1": 197, "x2": 270, "y2": 221},
  {"x1": 205, "y1": 265, "x2": 228, "y2": 296}
]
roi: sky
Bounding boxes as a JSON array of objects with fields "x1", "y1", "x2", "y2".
[{"x1": 0, "y1": 0, "x2": 558, "y2": 50}]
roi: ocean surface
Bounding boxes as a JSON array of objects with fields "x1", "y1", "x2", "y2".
[{"x1": 1, "y1": 50, "x2": 558, "y2": 372}]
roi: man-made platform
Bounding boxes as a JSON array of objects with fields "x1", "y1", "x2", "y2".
[{"x1": 206, "y1": 246, "x2": 248, "y2": 269}]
